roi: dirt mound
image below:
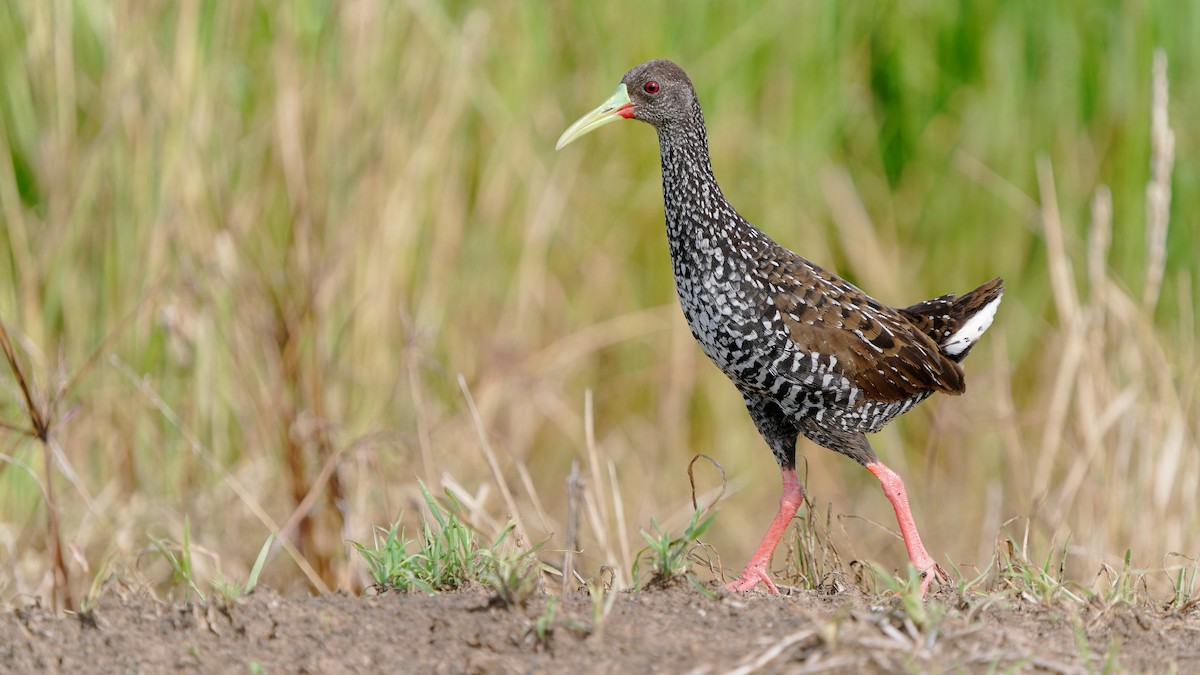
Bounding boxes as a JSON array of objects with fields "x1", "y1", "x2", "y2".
[{"x1": 2, "y1": 585, "x2": 1196, "y2": 673}]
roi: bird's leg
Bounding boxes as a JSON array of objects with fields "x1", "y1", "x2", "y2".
[
  {"x1": 726, "y1": 465, "x2": 804, "y2": 593},
  {"x1": 866, "y1": 462, "x2": 948, "y2": 596}
]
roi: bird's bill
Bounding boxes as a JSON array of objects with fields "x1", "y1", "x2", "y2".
[{"x1": 555, "y1": 83, "x2": 634, "y2": 150}]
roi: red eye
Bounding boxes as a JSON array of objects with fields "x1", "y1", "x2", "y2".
[{"x1": 643, "y1": 80, "x2": 660, "y2": 94}]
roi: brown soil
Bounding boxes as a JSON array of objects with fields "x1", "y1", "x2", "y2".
[{"x1": 2, "y1": 584, "x2": 1196, "y2": 674}]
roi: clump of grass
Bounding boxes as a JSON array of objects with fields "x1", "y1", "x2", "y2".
[
  {"x1": 994, "y1": 537, "x2": 1086, "y2": 605},
  {"x1": 1166, "y1": 554, "x2": 1199, "y2": 613},
  {"x1": 872, "y1": 564, "x2": 948, "y2": 637},
  {"x1": 631, "y1": 508, "x2": 717, "y2": 591},
  {"x1": 478, "y1": 540, "x2": 546, "y2": 608},
  {"x1": 781, "y1": 496, "x2": 845, "y2": 592},
  {"x1": 1093, "y1": 548, "x2": 1145, "y2": 609},
  {"x1": 627, "y1": 456, "x2": 722, "y2": 592},
  {"x1": 352, "y1": 480, "x2": 532, "y2": 597},
  {"x1": 353, "y1": 481, "x2": 488, "y2": 593},
  {"x1": 935, "y1": 531, "x2": 1200, "y2": 621}
]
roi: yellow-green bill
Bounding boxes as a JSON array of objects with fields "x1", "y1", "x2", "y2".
[{"x1": 556, "y1": 83, "x2": 633, "y2": 150}]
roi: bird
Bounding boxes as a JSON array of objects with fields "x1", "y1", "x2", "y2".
[{"x1": 556, "y1": 59, "x2": 1002, "y2": 596}]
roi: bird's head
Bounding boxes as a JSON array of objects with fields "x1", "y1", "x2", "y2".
[{"x1": 556, "y1": 59, "x2": 696, "y2": 150}]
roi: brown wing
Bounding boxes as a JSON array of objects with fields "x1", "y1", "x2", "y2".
[
  {"x1": 897, "y1": 294, "x2": 956, "y2": 339},
  {"x1": 762, "y1": 255, "x2": 965, "y2": 402}
]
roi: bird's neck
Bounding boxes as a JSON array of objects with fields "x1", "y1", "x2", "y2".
[{"x1": 656, "y1": 106, "x2": 746, "y2": 266}]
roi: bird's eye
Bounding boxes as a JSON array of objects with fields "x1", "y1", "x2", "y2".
[{"x1": 643, "y1": 80, "x2": 660, "y2": 94}]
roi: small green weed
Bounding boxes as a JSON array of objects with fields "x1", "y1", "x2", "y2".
[
  {"x1": 479, "y1": 538, "x2": 546, "y2": 607},
  {"x1": 1093, "y1": 548, "x2": 1145, "y2": 608},
  {"x1": 631, "y1": 508, "x2": 716, "y2": 591},
  {"x1": 1167, "y1": 554, "x2": 1199, "y2": 612},
  {"x1": 587, "y1": 573, "x2": 618, "y2": 637},
  {"x1": 149, "y1": 516, "x2": 206, "y2": 603},
  {"x1": 528, "y1": 595, "x2": 556, "y2": 650},
  {"x1": 213, "y1": 533, "x2": 275, "y2": 603},
  {"x1": 79, "y1": 552, "x2": 119, "y2": 612},
  {"x1": 873, "y1": 564, "x2": 948, "y2": 636}
]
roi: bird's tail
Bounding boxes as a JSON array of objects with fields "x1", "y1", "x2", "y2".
[{"x1": 899, "y1": 278, "x2": 1004, "y2": 362}]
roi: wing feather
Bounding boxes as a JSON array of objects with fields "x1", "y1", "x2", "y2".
[{"x1": 763, "y1": 256, "x2": 965, "y2": 402}]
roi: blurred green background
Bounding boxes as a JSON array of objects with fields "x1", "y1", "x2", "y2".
[{"x1": 1, "y1": 0, "x2": 1196, "y2": 603}]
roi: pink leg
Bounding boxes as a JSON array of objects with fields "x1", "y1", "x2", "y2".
[
  {"x1": 727, "y1": 466, "x2": 804, "y2": 593},
  {"x1": 866, "y1": 462, "x2": 947, "y2": 596}
]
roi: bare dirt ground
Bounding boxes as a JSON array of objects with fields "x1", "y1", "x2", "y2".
[{"x1": 3, "y1": 583, "x2": 1198, "y2": 674}]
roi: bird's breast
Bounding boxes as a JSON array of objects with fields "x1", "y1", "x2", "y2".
[{"x1": 672, "y1": 256, "x2": 781, "y2": 381}]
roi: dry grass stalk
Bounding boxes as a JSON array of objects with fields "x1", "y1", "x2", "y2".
[
  {"x1": 562, "y1": 460, "x2": 581, "y2": 594},
  {"x1": 0, "y1": 320, "x2": 69, "y2": 610},
  {"x1": 458, "y1": 374, "x2": 529, "y2": 548},
  {"x1": 1143, "y1": 48, "x2": 1174, "y2": 311}
]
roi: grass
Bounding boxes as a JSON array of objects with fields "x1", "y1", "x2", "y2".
[
  {"x1": 211, "y1": 532, "x2": 275, "y2": 604},
  {"x1": 149, "y1": 516, "x2": 206, "y2": 604},
  {"x1": 525, "y1": 595, "x2": 557, "y2": 651},
  {"x1": 478, "y1": 540, "x2": 544, "y2": 608},
  {"x1": 781, "y1": 493, "x2": 846, "y2": 592},
  {"x1": 585, "y1": 574, "x2": 618, "y2": 637},
  {"x1": 1168, "y1": 554, "x2": 1200, "y2": 612},
  {"x1": 351, "y1": 480, "x2": 531, "y2": 597},
  {"x1": 135, "y1": 523, "x2": 275, "y2": 607},
  {"x1": 0, "y1": 1, "x2": 1197, "y2": 614},
  {"x1": 631, "y1": 510, "x2": 717, "y2": 590}
]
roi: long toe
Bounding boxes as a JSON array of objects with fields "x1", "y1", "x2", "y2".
[{"x1": 726, "y1": 565, "x2": 779, "y2": 594}]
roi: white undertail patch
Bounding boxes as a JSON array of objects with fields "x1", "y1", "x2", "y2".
[{"x1": 942, "y1": 293, "x2": 1003, "y2": 356}]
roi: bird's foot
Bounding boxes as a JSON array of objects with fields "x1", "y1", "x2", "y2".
[
  {"x1": 917, "y1": 562, "x2": 950, "y2": 597},
  {"x1": 726, "y1": 562, "x2": 779, "y2": 594}
]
